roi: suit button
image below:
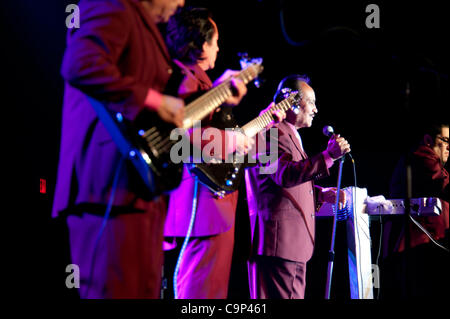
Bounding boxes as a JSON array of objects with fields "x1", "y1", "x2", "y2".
[
  {"x1": 309, "y1": 190, "x2": 313, "y2": 195},
  {"x1": 168, "y1": 68, "x2": 173, "y2": 74}
]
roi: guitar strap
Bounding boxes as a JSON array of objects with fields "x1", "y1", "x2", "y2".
[
  {"x1": 172, "y1": 59, "x2": 201, "y2": 86},
  {"x1": 87, "y1": 97, "x2": 156, "y2": 194}
]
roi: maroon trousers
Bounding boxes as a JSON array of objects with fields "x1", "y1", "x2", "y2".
[
  {"x1": 176, "y1": 224, "x2": 235, "y2": 299},
  {"x1": 66, "y1": 197, "x2": 166, "y2": 299},
  {"x1": 248, "y1": 255, "x2": 307, "y2": 299}
]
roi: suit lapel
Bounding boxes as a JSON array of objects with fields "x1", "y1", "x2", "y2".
[{"x1": 282, "y1": 122, "x2": 307, "y2": 159}]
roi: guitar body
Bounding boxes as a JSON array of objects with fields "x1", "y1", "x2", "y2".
[
  {"x1": 187, "y1": 107, "x2": 248, "y2": 196},
  {"x1": 132, "y1": 108, "x2": 184, "y2": 195},
  {"x1": 189, "y1": 162, "x2": 244, "y2": 195}
]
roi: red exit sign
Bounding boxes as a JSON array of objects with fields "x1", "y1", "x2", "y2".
[{"x1": 40, "y1": 178, "x2": 46, "y2": 194}]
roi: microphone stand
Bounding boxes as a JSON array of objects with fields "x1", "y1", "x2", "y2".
[
  {"x1": 325, "y1": 155, "x2": 345, "y2": 299},
  {"x1": 402, "y1": 81, "x2": 412, "y2": 298}
]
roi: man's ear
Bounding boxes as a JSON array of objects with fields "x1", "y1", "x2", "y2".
[{"x1": 423, "y1": 134, "x2": 434, "y2": 146}]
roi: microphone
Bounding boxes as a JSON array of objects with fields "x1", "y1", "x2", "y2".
[
  {"x1": 323, "y1": 125, "x2": 352, "y2": 159},
  {"x1": 323, "y1": 125, "x2": 335, "y2": 138}
]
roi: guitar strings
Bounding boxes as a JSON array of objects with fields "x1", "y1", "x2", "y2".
[
  {"x1": 242, "y1": 98, "x2": 292, "y2": 136},
  {"x1": 184, "y1": 67, "x2": 253, "y2": 121},
  {"x1": 144, "y1": 67, "x2": 256, "y2": 156}
]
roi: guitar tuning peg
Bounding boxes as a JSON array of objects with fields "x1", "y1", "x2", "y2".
[
  {"x1": 281, "y1": 88, "x2": 292, "y2": 97},
  {"x1": 239, "y1": 52, "x2": 250, "y2": 69},
  {"x1": 238, "y1": 52, "x2": 249, "y2": 59}
]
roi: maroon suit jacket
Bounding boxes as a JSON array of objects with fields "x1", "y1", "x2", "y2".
[
  {"x1": 52, "y1": 0, "x2": 173, "y2": 217},
  {"x1": 245, "y1": 121, "x2": 330, "y2": 262},
  {"x1": 164, "y1": 64, "x2": 238, "y2": 237}
]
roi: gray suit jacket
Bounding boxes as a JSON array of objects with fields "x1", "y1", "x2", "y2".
[{"x1": 245, "y1": 121, "x2": 330, "y2": 262}]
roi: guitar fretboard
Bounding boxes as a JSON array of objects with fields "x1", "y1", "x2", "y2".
[
  {"x1": 242, "y1": 96, "x2": 296, "y2": 137},
  {"x1": 182, "y1": 65, "x2": 261, "y2": 129}
]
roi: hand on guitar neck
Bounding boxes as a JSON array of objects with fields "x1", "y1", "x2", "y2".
[
  {"x1": 213, "y1": 69, "x2": 248, "y2": 107},
  {"x1": 187, "y1": 69, "x2": 250, "y2": 160},
  {"x1": 144, "y1": 89, "x2": 185, "y2": 128},
  {"x1": 157, "y1": 95, "x2": 185, "y2": 128},
  {"x1": 258, "y1": 102, "x2": 287, "y2": 130},
  {"x1": 225, "y1": 130, "x2": 255, "y2": 156}
]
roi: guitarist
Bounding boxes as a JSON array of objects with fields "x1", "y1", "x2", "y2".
[
  {"x1": 163, "y1": 7, "x2": 253, "y2": 299},
  {"x1": 52, "y1": 0, "x2": 185, "y2": 299}
]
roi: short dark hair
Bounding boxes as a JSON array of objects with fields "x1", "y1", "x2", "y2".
[
  {"x1": 273, "y1": 74, "x2": 311, "y2": 104},
  {"x1": 166, "y1": 7, "x2": 215, "y2": 64},
  {"x1": 422, "y1": 122, "x2": 449, "y2": 139}
]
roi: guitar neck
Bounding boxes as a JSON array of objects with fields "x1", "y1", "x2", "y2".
[
  {"x1": 182, "y1": 66, "x2": 259, "y2": 129},
  {"x1": 242, "y1": 98, "x2": 293, "y2": 137}
]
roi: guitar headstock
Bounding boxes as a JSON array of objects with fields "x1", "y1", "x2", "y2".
[
  {"x1": 239, "y1": 53, "x2": 263, "y2": 87},
  {"x1": 281, "y1": 88, "x2": 301, "y2": 114}
]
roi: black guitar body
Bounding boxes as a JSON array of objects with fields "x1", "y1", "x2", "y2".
[
  {"x1": 187, "y1": 107, "x2": 248, "y2": 196},
  {"x1": 189, "y1": 161, "x2": 245, "y2": 196},
  {"x1": 123, "y1": 63, "x2": 186, "y2": 196},
  {"x1": 131, "y1": 108, "x2": 185, "y2": 195}
]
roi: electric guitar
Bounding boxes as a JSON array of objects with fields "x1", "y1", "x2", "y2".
[
  {"x1": 188, "y1": 90, "x2": 301, "y2": 197},
  {"x1": 89, "y1": 58, "x2": 263, "y2": 198}
]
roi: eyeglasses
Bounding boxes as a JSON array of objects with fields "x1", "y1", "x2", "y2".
[{"x1": 437, "y1": 136, "x2": 449, "y2": 145}]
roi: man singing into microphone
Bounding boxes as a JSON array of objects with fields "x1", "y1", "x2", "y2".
[{"x1": 245, "y1": 74, "x2": 351, "y2": 299}]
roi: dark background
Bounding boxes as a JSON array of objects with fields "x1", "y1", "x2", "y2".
[{"x1": 4, "y1": 0, "x2": 448, "y2": 299}]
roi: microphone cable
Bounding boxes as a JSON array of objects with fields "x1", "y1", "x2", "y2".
[
  {"x1": 409, "y1": 214, "x2": 449, "y2": 253},
  {"x1": 347, "y1": 153, "x2": 369, "y2": 298},
  {"x1": 173, "y1": 176, "x2": 199, "y2": 299},
  {"x1": 348, "y1": 152, "x2": 384, "y2": 298}
]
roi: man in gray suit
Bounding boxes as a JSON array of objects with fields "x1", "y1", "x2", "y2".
[{"x1": 245, "y1": 74, "x2": 351, "y2": 299}]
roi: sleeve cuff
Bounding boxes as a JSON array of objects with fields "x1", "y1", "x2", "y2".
[
  {"x1": 322, "y1": 150, "x2": 334, "y2": 169},
  {"x1": 144, "y1": 88, "x2": 163, "y2": 111}
]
